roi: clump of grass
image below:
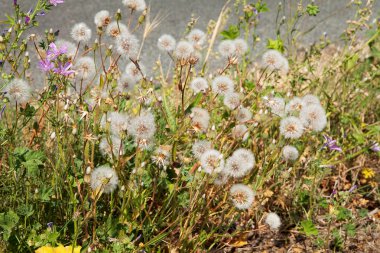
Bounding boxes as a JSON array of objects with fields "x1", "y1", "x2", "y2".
[{"x1": 0, "y1": 0, "x2": 379, "y2": 252}]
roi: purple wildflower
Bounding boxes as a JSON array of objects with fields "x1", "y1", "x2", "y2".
[
  {"x1": 0, "y1": 105, "x2": 6, "y2": 120},
  {"x1": 13, "y1": 0, "x2": 17, "y2": 6},
  {"x1": 47, "y1": 42, "x2": 67, "y2": 61},
  {"x1": 322, "y1": 135, "x2": 342, "y2": 152},
  {"x1": 49, "y1": 0, "x2": 64, "y2": 6},
  {"x1": 370, "y1": 142, "x2": 380, "y2": 152},
  {"x1": 47, "y1": 222, "x2": 53, "y2": 229},
  {"x1": 37, "y1": 11, "x2": 46, "y2": 16},
  {"x1": 53, "y1": 62, "x2": 75, "y2": 76},
  {"x1": 25, "y1": 16, "x2": 31, "y2": 25},
  {"x1": 348, "y1": 185, "x2": 357, "y2": 193},
  {"x1": 38, "y1": 59, "x2": 54, "y2": 72}
]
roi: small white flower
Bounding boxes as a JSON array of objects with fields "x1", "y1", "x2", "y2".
[
  {"x1": 74, "y1": 57, "x2": 96, "y2": 80},
  {"x1": 122, "y1": 0, "x2": 146, "y2": 12},
  {"x1": 300, "y1": 104, "x2": 327, "y2": 132},
  {"x1": 157, "y1": 34, "x2": 176, "y2": 52},
  {"x1": 128, "y1": 111, "x2": 156, "y2": 140},
  {"x1": 186, "y1": 29, "x2": 206, "y2": 46},
  {"x1": 265, "y1": 212, "x2": 281, "y2": 229},
  {"x1": 175, "y1": 41, "x2": 194, "y2": 60},
  {"x1": 71, "y1": 22, "x2": 92, "y2": 42},
  {"x1": 230, "y1": 184, "x2": 255, "y2": 210},
  {"x1": 106, "y1": 22, "x2": 129, "y2": 38},
  {"x1": 90, "y1": 165, "x2": 119, "y2": 193},
  {"x1": 115, "y1": 34, "x2": 139, "y2": 60}
]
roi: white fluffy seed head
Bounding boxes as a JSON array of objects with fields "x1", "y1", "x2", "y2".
[
  {"x1": 300, "y1": 104, "x2": 327, "y2": 132},
  {"x1": 282, "y1": 145, "x2": 299, "y2": 161},
  {"x1": 175, "y1": 41, "x2": 194, "y2": 60},
  {"x1": 262, "y1": 50, "x2": 289, "y2": 73},
  {"x1": 213, "y1": 172, "x2": 229, "y2": 186},
  {"x1": 192, "y1": 140, "x2": 212, "y2": 159},
  {"x1": 190, "y1": 77, "x2": 208, "y2": 94},
  {"x1": 218, "y1": 40, "x2": 236, "y2": 58},
  {"x1": 265, "y1": 212, "x2": 281, "y2": 229},
  {"x1": 285, "y1": 97, "x2": 305, "y2": 115},
  {"x1": 122, "y1": 0, "x2": 146, "y2": 12},
  {"x1": 94, "y1": 10, "x2": 111, "y2": 27},
  {"x1": 128, "y1": 111, "x2": 156, "y2": 140},
  {"x1": 266, "y1": 97, "x2": 285, "y2": 117},
  {"x1": 235, "y1": 107, "x2": 252, "y2": 123},
  {"x1": 106, "y1": 22, "x2": 129, "y2": 38},
  {"x1": 3, "y1": 79, "x2": 31, "y2": 106},
  {"x1": 186, "y1": 29, "x2": 206, "y2": 46},
  {"x1": 103, "y1": 112, "x2": 129, "y2": 136},
  {"x1": 152, "y1": 146, "x2": 171, "y2": 168},
  {"x1": 117, "y1": 73, "x2": 136, "y2": 93},
  {"x1": 279, "y1": 116, "x2": 304, "y2": 139},
  {"x1": 116, "y1": 34, "x2": 139, "y2": 60},
  {"x1": 223, "y1": 92, "x2": 241, "y2": 109},
  {"x1": 190, "y1": 107, "x2": 210, "y2": 132},
  {"x1": 71, "y1": 22, "x2": 92, "y2": 42},
  {"x1": 99, "y1": 135, "x2": 124, "y2": 159},
  {"x1": 74, "y1": 56, "x2": 96, "y2": 80},
  {"x1": 233, "y1": 38, "x2": 248, "y2": 56},
  {"x1": 230, "y1": 184, "x2": 255, "y2": 210},
  {"x1": 225, "y1": 149, "x2": 255, "y2": 178},
  {"x1": 55, "y1": 39, "x2": 76, "y2": 59},
  {"x1": 90, "y1": 165, "x2": 118, "y2": 193},
  {"x1": 302, "y1": 94, "x2": 321, "y2": 106},
  {"x1": 231, "y1": 124, "x2": 249, "y2": 141},
  {"x1": 200, "y1": 149, "x2": 225, "y2": 174},
  {"x1": 212, "y1": 76, "x2": 234, "y2": 96},
  {"x1": 125, "y1": 62, "x2": 145, "y2": 81},
  {"x1": 157, "y1": 34, "x2": 176, "y2": 52}
]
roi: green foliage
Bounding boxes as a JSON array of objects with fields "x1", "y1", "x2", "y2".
[
  {"x1": 0, "y1": 211, "x2": 19, "y2": 241},
  {"x1": 13, "y1": 147, "x2": 46, "y2": 178},
  {"x1": 220, "y1": 25, "x2": 240, "y2": 40},
  {"x1": 301, "y1": 220, "x2": 318, "y2": 236},
  {"x1": 266, "y1": 37, "x2": 284, "y2": 53},
  {"x1": 306, "y1": 4, "x2": 320, "y2": 16}
]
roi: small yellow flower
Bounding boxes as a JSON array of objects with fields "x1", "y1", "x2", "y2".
[
  {"x1": 361, "y1": 168, "x2": 375, "y2": 179},
  {"x1": 35, "y1": 245, "x2": 81, "y2": 253}
]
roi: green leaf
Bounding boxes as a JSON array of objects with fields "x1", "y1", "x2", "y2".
[
  {"x1": 266, "y1": 38, "x2": 284, "y2": 53},
  {"x1": 301, "y1": 220, "x2": 318, "y2": 236},
  {"x1": 344, "y1": 223, "x2": 356, "y2": 237},
  {"x1": 306, "y1": 4, "x2": 320, "y2": 16},
  {"x1": 220, "y1": 25, "x2": 240, "y2": 40},
  {"x1": 336, "y1": 207, "x2": 351, "y2": 221},
  {"x1": 162, "y1": 92, "x2": 177, "y2": 132},
  {"x1": 0, "y1": 210, "x2": 19, "y2": 240},
  {"x1": 255, "y1": 2, "x2": 269, "y2": 13},
  {"x1": 185, "y1": 92, "x2": 202, "y2": 114}
]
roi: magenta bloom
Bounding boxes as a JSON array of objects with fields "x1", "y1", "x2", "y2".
[
  {"x1": 47, "y1": 42, "x2": 67, "y2": 60},
  {"x1": 322, "y1": 135, "x2": 342, "y2": 152},
  {"x1": 54, "y1": 62, "x2": 75, "y2": 76},
  {"x1": 38, "y1": 59, "x2": 54, "y2": 72},
  {"x1": 49, "y1": 0, "x2": 64, "y2": 6},
  {"x1": 370, "y1": 142, "x2": 380, "y2": 152}
]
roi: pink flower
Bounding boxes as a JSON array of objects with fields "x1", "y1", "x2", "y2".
[
  {"x1": 53, "y1": 62, "x2": 75, "y2": 76},
  {"x1": 47, "y1": 42, "x2": 67, "y2": 60},
  {"x1": 38, "y1": 59, "x2": 54, "y2": 72},
  {"x1": 49, "y1": 0, "x2": 64, "y2": 6}
]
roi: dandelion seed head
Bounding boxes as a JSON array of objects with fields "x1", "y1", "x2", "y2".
[
  {"x1": 74, "y1": 56, "x2": 96, "y2": 80},
  {"x1": 135, "y1": 137, "x2": 154, "y2": 150},
  {"x1": 157, "y1": 34, "x2": 176, "y2": 52},
  {"x1": 94, "y1": 10, "x2": 111, "y2": 27},
  {"x1": 235, "y1": 107, "x2": 252, "y2": 123},
  {"x1": 234, "y1": 38, "x2": 248, "y2": 56},
  {"x1": 212, "y1": 76, "x2": 234, "y2": 95},
  {"x1": 99, "y1": 135, "x2": 124, "y2": 159},
  {"x1": 125, "y1": 62, "x2": 145, "y2": 81},
  {"x1": 105, "y1": 112, "x2": 129, "y2": 136},
  {"x1": 187, "y1": 29, "x2": 206, "y2": 46},
  {"x1": 223, "y1": 92, "x2": 241, "y2": 109},
  {"x1": 117, "y1": 73, "x2": 136, "y2": 93},
  {"x1": 262, "y1": 50, "x2": 289, "y2": 73},
  {"x1": 200, "y1": 149, "x2": 225, "y2": 174},
  {"x1": 129, "y1": 111, "x2": 156, "y2": 140},
  {"x1": 192, "y1": 140, "x2": 212, "y2": 159},
  {"x1": 282, "y1": 145, "x2": 299, "y2": 161},
  {"x1": 265, "y1": 212, "x2": 281, "y2": 229},
  {"x1": 71, "y1": 22, "x2": 92, "y2": 42},
  {"x1": 190, "y1": 107, "x2": 210, "y2": 132},
  {"x1": 175, "y1": 41, "x2": 194, "y2": 60},
  {"x1": 279, "y1": 116, "x2": 304, "y2": 139},
  {"x1": 106, "y1": 22, "x2": 129, "y2": 38},
  {"x1": 266, "y1": 97, "x2": 285, "y2": 117},
  {"x1": 55, "y1": 39, "x2": 76, "y2": 59},
  {"x1": 225, "y1": 153, "x2": 252, "y2": 179},
  {"x1": 152, "y1": 146, "x2": 171, "y2": 168},
  {"x1": 285, "y1": 97, "x2": 305, "y2": 114},
  {"x1": 116, "y1": 34, "x2": 139, "y2": 60},
  {"x1": 90, "y1": 165, "x2": 118, "y2": 193},
  {"x1": 122, "y1": 0, "x2": 146, "y2": 12},
  {"x1": 300, "y1": 104, "x2": 327, "y2": 132},
  {"x1": 190, "y1": 77, "x2": 208, "y2": 94},
  {"x1": 230, "y1": 184, "x2": 255, "y2": 210},
  {"x1": 231, "y1": 124, "x2": 249, "y2": 141},
  {"x1": 218, "y1": 40, "x2": 236, "y2": 58},
  {"x1": 3, "y1": 79, "x2": 31, "y2": 105},
  {"x1": 213, "y1": 171, "x2": 229, "y2": 186}
]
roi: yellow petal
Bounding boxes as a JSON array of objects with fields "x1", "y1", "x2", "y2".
[{"x1": 35, "y1": 246, "x2": 54, "y2": 253}]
